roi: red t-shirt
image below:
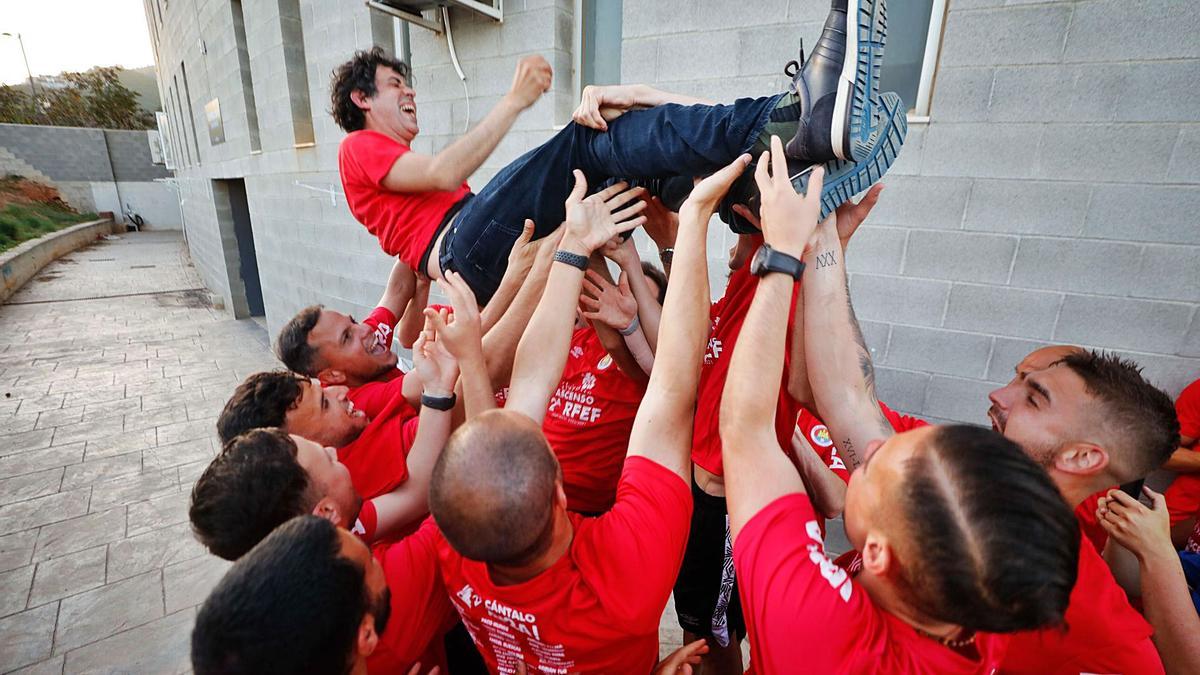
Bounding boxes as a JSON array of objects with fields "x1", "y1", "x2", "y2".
[
  {"x1": 1001, "y1": 533, "x2": 1163, "y2": 675},
  {"x1": 735, "y1": 493, "x2": 1009, "y2": 674},
  {"x1": 1073, "y1": 489, "x2": 1112, "y2": 553},
  {"x1": 434, "y1": 457, "x2": 691, "y2": 674},
  {"x1": 339, "y1": 130, "x2": 471, "y2": 268},
  {"x1": 347, "y1": 306, "x2": 411, "y2": 414},
  {"x1": 1165, "y1": 378, "x2": 1200, "y2": 525},
  {"x1": 338, "y1": 395, "x2": 420, "y2": 500},
  {"x1": 692, "y1": 239, "x2": 802, "y2": 476},
  {"x1": 542, "y1": 327, "x2": 648, "y2": 513},
  {"x1": 367, "y1": 518, "x2": 458, "y2": 675}
]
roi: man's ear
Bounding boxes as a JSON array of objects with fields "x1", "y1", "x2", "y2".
[
  {"x1": 349, "y1": 88, "x2": 371, "y2": 112},
  {"x1": 860, "y1": 532, "x2": 892, "y2": 578},
  {"x1": 318, "y1": 369, "x2": 346, "y2": 386},
  {"x1": 312, "y1": 498, "x2": 344, "y2": 528},
  {"x1": 554, "y1": 480, "x2": 568, "y2": 512},
  {"x1": 356, "y1": 612, "x2": 380, "y2": 658},
  {"x1": 1052, "y1": 441, "x2": 1109, "y2": 477}
]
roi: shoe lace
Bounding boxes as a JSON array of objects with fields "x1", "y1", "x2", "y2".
[{"x1": 783, "y1": 39, "x2": 806, "y2": 78}]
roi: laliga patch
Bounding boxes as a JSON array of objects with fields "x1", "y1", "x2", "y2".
[
  {"x1": 597, "y1": 354, "x2": 613, "y2": 371},
  {"x1": 810, "y1": 424, "x2": 834, "y2": 448}
]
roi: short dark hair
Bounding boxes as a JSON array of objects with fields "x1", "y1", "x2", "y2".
[
  {"x1": 330, "y1": 47, "x2": 412, "y2": 132},
  {"x1": 275, "y1": 305, "x2": 324, "y2": 376},
  {"x1": 430, "y1": 410, "x2": 560, "y2": 564},
  {"x1": 898, "y1": 425, "x2": 1079, "y2": 633},
  {"x1": 641, "y1": 261, "x2": 668, "y2": 305},
  {"x1": 217, "y1": 371, "x2": 305, "y2": 444},
  {"x1": 1058, "y1": 350, "x2": 1179, "y2": 482},
  {"x1": 189, "y1": 429, "x2": 314, "y2": 560},
  {"x1": 192, "y1": 516, "x2": 368, "y2": 675}
]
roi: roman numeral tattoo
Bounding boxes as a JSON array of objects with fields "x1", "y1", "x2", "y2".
[{"x1": 815, "y1": 250, "x2": 838, "y2": 269}]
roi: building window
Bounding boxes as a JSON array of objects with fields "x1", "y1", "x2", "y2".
[
  {"x1": 180, "y1": 61, "x2": 202, "y2": 160},
  {"x1": 278, "y1": 0, "x2": 316, "y2": 147},
  {"x1": 580, "y1": 0, "x2": 622, "y2": 89},
  {"x1": 878, "y1": 0, "x2": 946, "y2": 121},
  {"x1": 231, "y1": 0, "x2": 261, "y2": 152},
  {"x1": 170, "y1": 77, "x2": 191, "y2": 166}
]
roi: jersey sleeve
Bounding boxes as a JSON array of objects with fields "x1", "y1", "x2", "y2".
[
  {"x1": 364, "y1": 305, "x2": 399, "y2": 352},
  {"x1": 1177, "y1": 379, "x2": 1200, "y2": 441},
  {"x1": 574, "y1": 457, "x2": 692, "y2": 630},
  {"x1": 734, "y1": 493, "x2": 887, "y2": 673},
  {"x1": 879, "y1": 401, "x2": 929, "y2": 433},
  {"x1": 343, "y1": 132, "x2": 410, "y2": 187},
  {"x1": 348, "y1": 375, "x2": 407, "y2": 420}
]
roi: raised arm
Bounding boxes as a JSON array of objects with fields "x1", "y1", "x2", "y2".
[
  {"x1": 378, "y1": 258, "x2": 417, "y2": 321},
  {"x1": 790, "y1": 428, "x2": 847, "y2": 519},
  {"x1": 505, "y1": 176, "x2": 648, "y2": 423},
  {"x1": 370, "y1": 330, "x2": 458, "y2": 541},
  {"x1": 427, "y1": 272, "x2": 494, "y2": 420},
  {"x1": 478, "y1": 219, "x2": 537, "y2": 334},
  {"x1": 603, "y1": 236, "x2": 662, "y2": 351},
  {"x1": 580, "y1": 269, "x2": 649, "y2": 382},
  {"x1": 802, "y1": 196, "x2": 893, "y2": 472},
  {"x1": 573, "y1": 84, "x2": 716, "y2": 131},
  {"x1": 626, "y1": 154, "x2": 752, "y2": 482},
  {"x1": 397, "y1": 276, "x2": 431, "y2": 349},
  {"x1": 721, "y1": 139, "x2": 823, "y2": 539},
  {"x1": 381, "y1": 56, "x2": 552, "y2": 193}
]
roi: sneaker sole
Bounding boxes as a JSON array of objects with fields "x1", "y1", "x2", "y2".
[
  {"x1": 831, "y1": 0, "x2": 888, "y2": 162},
  {"x1": 804, "y1": 91, "x2": 906, "y2": 219}
]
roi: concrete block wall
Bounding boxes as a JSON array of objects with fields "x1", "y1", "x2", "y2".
[{"x1": 153, "y1": 0, "x2": 1199, "y2": 424}]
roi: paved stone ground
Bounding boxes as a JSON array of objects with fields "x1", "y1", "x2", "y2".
[
  {"x1": 0, "y1": 230, "x2": 850, "y2": 672},
  {"x1": 0, "y1": 231, "x2": 275, "y2": 674}
]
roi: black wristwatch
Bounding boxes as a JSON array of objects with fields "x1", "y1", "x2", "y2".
[
  {"x1": 750, "y1": 244, "x2": 805, "y2": 280},
  {"x1": 421, "y1": 392, "x2": 457, "y2": 411},
  {"x1": 553, "y1": 249, "x2": 589, "y2": 271}
]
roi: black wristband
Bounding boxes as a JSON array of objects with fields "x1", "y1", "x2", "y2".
[
  {"x1": 421, "y1": 392, "x2": 457, "y2": 411},
  {"x1": 553, "y1": 249, "x2": 589, "y2": 271}
]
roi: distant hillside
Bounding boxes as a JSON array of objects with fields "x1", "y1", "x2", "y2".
[{"x1": 117, "y1": 66, "x2": 161, "y2": 113}]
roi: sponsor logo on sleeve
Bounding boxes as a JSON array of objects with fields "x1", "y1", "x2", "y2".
[{"x1": 810, "y1": 424, "x2": 834, "y2": 448}]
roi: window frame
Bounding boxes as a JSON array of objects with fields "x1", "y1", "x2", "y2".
[{"x1": 907, "y1": 0, "x2": 949, "y2": 124}]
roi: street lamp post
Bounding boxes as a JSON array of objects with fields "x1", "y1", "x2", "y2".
[{"x1": 1, "y1": 32, "x2": 38, "y2": 99}]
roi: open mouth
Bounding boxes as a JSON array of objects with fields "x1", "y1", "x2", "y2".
[
  {"x1": 346, "y1": 399, "x2": 365, "y2": 419},
  {"x1": 400, "y1": 102, "x2": 416, "y2": 117},
  {"x1": 365, "y1": 332, "x2": 385, "y2": 356},
  {"x1": 987, "y1": 407, "x2": 1005, "y2": 433}
]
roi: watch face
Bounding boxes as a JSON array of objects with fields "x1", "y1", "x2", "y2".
[{"x1": 750, "y1": 245, "x2": 770, "y2": 276}]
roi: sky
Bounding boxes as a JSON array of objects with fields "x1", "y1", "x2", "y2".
[{"x1": 0, "y1": 0, "x2": 155, "y2": 86}]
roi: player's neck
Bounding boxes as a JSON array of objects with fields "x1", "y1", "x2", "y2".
[
  {"x1": 363, "y1": 117, "x2": 413, "y2": 146},
  {"x1": 858, "y1": 572, "x2": 968, "y2": 642},
  {"x1": 1052, "y1": 471, "x2": 1102, "y2": 511},
  {"x1": 487, "y1": 513, "x2": 574, "y2": 586}
]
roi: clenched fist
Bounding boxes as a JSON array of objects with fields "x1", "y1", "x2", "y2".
[{"x1": 507, "y1": 55, "x2": 553, "y2": 110}]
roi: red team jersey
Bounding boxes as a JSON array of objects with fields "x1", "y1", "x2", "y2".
[
  {"x1": 367, "y1": 518, "x2": 458, "y2": 675},
  {"x1": 542, "y1": 327, "x2": 647, "y2": 513},
  {"x1": 346, "y1": 306, "x2": 412, "y2": 415},
  {"x1": 1165, "y1": 378, "x2": 1200, "y2": 524},
  {"x1": 735, "y1": 493, "x2": 1009, "y2": 674},
  {"x1": 435, "y1": 457, "x2": 691, "y2": 674},
  {"x1": 339, "y1": 130, "x2": 471, "y2": 268},
  {"x1": 692, "y1": 239, "x2": 801, "y2": 476},
  {"x1": 1001, "y1": 533, "x2": 1163, "y2": 674}
]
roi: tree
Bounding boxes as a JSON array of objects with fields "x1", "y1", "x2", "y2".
[{"x1": 0, "y1": 66, "x2": 155, "y2": 130}]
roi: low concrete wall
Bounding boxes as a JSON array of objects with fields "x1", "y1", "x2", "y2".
[{"x1": 0, "y1": 218, "x2": 119, "y2": 303}]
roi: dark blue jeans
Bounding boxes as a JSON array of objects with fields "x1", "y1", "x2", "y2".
[{"x1": 440, "y1": 94, "x2": 781, "y2": 304}]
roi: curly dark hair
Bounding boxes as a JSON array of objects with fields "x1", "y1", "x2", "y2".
[
  {"x1": 216, "y1": 371, "x2": 306, "y2": 444},
  {"x1": 329, "y1": 47, "x2": 411, "y2": 132},
  {"x1": 189, "y1": 429, "x2": 313, "y2": 561},
  {"x1": 275, "y1": 305, "x2": 324, "y2": 376}
]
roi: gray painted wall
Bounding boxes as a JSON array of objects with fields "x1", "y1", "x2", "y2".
[{"x1": 148, "y1": 0, "x2": 1199, "y2": 425}]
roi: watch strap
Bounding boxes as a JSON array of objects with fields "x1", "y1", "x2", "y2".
[
  {"x1": 553, "y1": 249, "x2": 589, "y2": 271},
  {"x1": 421, "y1": 392, "x2": 457, "y2": 411}
]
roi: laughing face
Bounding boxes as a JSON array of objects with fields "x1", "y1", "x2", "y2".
[
  {"x1": 307, "y1": 309, "x2": 399, "y2": 386},
  {"x1": 282, "y1": 378, "x2": 370, "y2": 449},
  {"x1": 360, "y1": 65, "x2": 419, "y2": 143}
]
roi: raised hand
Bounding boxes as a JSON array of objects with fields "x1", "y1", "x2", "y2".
[
  {"x1": 642, "y1": 195, "x2": 680, "y2": 252},
  {"x1": 1097, "y1": 486, "x2": 1176, "y2": 561},
  {"x1": 834, "y1": 183, "x2": 882, "y2": 248},
  {"x1": 572, "y1": 84, "x2": 640, "y2": 131},
  {"x1": 507, "y1": 55, "x2": 553, "y2": 110},
  {"x1": 600, "y1": 234, "x2": 639, "y2": 270},
  {"x1": 423, "y1": 271, "x2": 483, "y2": 363},
  {"x1": 680, "y1": 153, "x2": 753, "y2": 216},
  {"x1": 506, "y1": 219, "x2": 539, "y2": 278},
  {"x1": 580, "y1": 270, "x2": 638, "y2": 331},
  {"x1": 652, "y1": 639, "x2": 710, "y2": 675},
  {"x1": 411, "y1": 319, "x2": 459, "y2": 397},
  {"x1": 561, "y1": 171, "x2": 648, "y2": 254},
  {"x1": 755, "y1": 136, "x2": 823, "y2": 258}
]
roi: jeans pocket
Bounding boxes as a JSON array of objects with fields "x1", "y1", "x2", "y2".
[{"x1": 460, "y1": 218, "x2": 526, "y2": 278}]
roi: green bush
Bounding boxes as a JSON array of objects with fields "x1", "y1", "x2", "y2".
[{"x1": 0, "y1": 203, "x2": 98, "y2": 252}]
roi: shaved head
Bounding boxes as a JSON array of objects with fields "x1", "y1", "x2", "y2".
[{"x1": 430, "y1": 410, "x2": 562, "y2": 564}]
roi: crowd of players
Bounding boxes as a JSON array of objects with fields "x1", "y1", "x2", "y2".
[{"x1": 181, "y1": 1, "x2": 1200, "y2": 673}]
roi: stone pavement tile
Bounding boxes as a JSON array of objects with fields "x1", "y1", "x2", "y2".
[
  {"x1": 0, "y1": 468, "x2": 63, "y2": 507},
  {"x1": 51, "y1": 416, "x2": 124, "y2": 447},
  {"x1": 123, "y1": 405, "x2": 188, "y2": 433},
  {"x1": 61, "y1": 384, "x2": 125, "y2": 409},
  {"x1": 0, "y1": 428, "x2": 54, "y2": 457},
  {"x1": 34, "y1": 406, "x2": 84, "y2": 429},
  {"x1": 163, "y1": 554, "x2": 229, "y2": 614},
  {"x1": 107, "y1": 523, "x2": 205, "y2": 582},
  {"x1": 15, "y1": 395, "x2": 65, "y2": 416},
  {"x1": 127, "y1": 490, "x2": 190, "y2": 538},
  {"x1": 122, "y1": 377, "x2": 182, "y2": 397},
  {"x1": 0, "y1": 564, "x2": 34, "y2": 617},
  {"x1": 0, "y1": 488, "x2": 90, "y2": 536},
  {"x1": 62, "y1": 607, "x2": 193, "y2": 675},
  {"x1": 81, "y1": 397, "x2": 142, "y2": 421},
  {"x1": 0, "y1": 384, "x2": 51, "y2": 401},
  {"x1": 163, "y1": 362, "x2": 218, "y2": 379},
  {"x1": 112, "y1": 368, "x2": 165, "y2": 387},
  {"x1": 177, "y1": 458, "x2": 210, "y2": 485},
  {"x1": 180, "y1": 371, "x2": 239, "y2": 390},
  {"x1": 28, "y1": 545, "x2": 107, "y2": 607},
  {"x1": 138, "y1": 389, "x2": 204, "y2": 412},
  {"x1": 49, "y1": 373, "x2": 117, "y2": 395},
  {"x1": 185, "y1": 397, "x2": 226, "y2": 421},
  {"x1": 89, "y1": 471, "x2": 176, "y2": 513},
  {"x1": 142, "y1": 438, "x2": 214, "y2": 474},
  {"x1": 9, "y1": 654, "x2": 63, "y2": 675},
  {"x1": 83, "y1": 428, "x2": 156, "y2": 461},
  {"x1": 34, "y1": 508, "x2": 125, "y2": 563},
  {"x1": 0, "y1": 531, "x2": 37, "y2": 573},
  {"x1": 0, "y1": 399, "x2": 19, "y2": 416},
  {"x1": 155, "y1": 418, "x2": 217, "y2": 447},
  {"x1": 54, "y1": 570, "x2": 163, "y2": 653},
  {"x1": 60, "y1": 453, "x2": 142, "y2": 491},
  {"x1": 0, "y1": 444, "x2": 84, "y2": 478},
  {"x1": 0, "y1": 414, "x2": 39, "y2": 436},
  {"x1": 0, "y1": 602, "x2": 57, "y2": 671}
]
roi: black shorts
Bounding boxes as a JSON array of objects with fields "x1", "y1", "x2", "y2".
[{"x1": 672, "y1": 477, "x2": 745, "y2": 645}]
